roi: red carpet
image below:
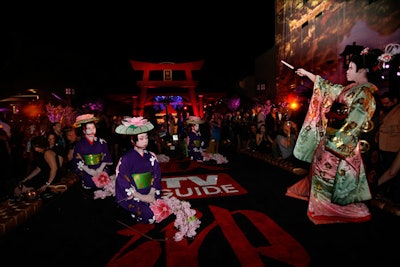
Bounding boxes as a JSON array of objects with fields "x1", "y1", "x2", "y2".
[
  {"x1": 105, "y1": 157, "x2": 310, "y2": 267},
  {"x1": 107, "y1": 206, "x2": 310, "y2": 267},
  {"x1": 1, "y1": 154, "x2": 399, "y2": 266},
  {"x1": 160, "y1": 158, "x2": 227, "y2": 174}
]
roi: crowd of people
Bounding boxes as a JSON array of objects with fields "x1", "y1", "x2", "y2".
[
  {"x1": 0, "y1": 44, "x2": 399, "y2": 225},
  {"x1": 0, "y1": 96, "x2": 306, "y2": 202}
]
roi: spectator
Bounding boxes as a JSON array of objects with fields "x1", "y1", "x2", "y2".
[
  {"x1": 376, "y1": 91, "x2": 400, "y2": 202},
  {"x1": 276, "y1": 121, "x2": 298, "y2": 160},
  {"x1": 265, "y1": 105, "x2": 280, "y2": 138},
  {"x1": 264, "y1": 99, "x2": 273, "y2": 117},
  {"x1": 209, "y1": 112, "x2": 222, "y2": 154},
  {"x1": 232, "y1": 110, "x2": 248, "y2": 152},
  {"x1": 9, "y1": 124, "x2": 27, "y2": 188},
  {"x1": 0, "y1": 128, "x2": 12, "y2": 199},
  {"x1": 377, "y1": 150, "x2": 400, "y2": 193},
  {"x1": 247, "y1": 123, "x2": 258, "y2": 151},
  {"x1": 255, "y1": 124, "x2": 274, "y2": 154},
  {"x1": 256, "y1": 105, "x2": 266, "y2": 130},
  {"x1": 51, "y1": 121, "x2": 66, "y2": 153},
  {"x1": 199, "y1": 114, "x2": 211, "y2": 152},
  {"x1": 47, "y1": 132, "x2": 65, "y2": 162},
  {"x1": 63, "y1": 127, "x2": 79, "y2": 171},
  {"x1": 14, "y1": 135, "x2": 62, "y2": 197}
]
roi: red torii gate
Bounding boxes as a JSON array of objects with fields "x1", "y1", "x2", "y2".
[{"x1": 129, "y1": 60, "x2": 205, "y2": 117}]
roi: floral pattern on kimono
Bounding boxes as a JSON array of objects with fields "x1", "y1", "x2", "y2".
[{"x1": 292, "y1": 75, "x2": 377, "y2": 224}]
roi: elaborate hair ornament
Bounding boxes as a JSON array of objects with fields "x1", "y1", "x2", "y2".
[
  {"x1": 378, "y1": 43, "x2": 400, "y2": 63},
  {"x1": 360, "y1": 47, "x2": 369, "y2": 55}
]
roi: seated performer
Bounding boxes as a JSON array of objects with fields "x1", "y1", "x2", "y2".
[
  {"x1": 186, "y1": 116, "x2": 206, "y2": 162},
  {"x1": 114, "y1": 117, "x2": 162, "y2": 223},
  {"x1": 72, "y1": 114, "x2": 113, "y2": 196}
]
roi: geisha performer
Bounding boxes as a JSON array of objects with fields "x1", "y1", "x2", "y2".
[
  {"x1": 114, "y1": 117, "x2": 202, "y2": 240},
  {"x1": 114, "y1": 117, "x2": 162, "y2": 223},
  {"x1": 186, "y1": 116, "x2": 206, "y2": 162},
  {"x1": 72, "y1": 114, "x2": 113, "y2": 195},
  {"x1": 287, "y1": 47, "x2": 383, "y2": 224}
]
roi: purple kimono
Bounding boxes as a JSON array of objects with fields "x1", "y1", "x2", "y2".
[
  {"x1": 115, "y1": 149, "x2": 162, "y2": 223},
  {"x1": 72, "y1": 137, "x2": 113, "y2": 189},
  {"x1": 187, "y1": 130, "x2": 205, "y2": 161}
]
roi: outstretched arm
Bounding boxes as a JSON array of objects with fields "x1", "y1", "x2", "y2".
[
  {"x1": 295, "y1": 68, "x2": 316, "y2": 83},
  {"x1": 38, "y1": 150, "x2": 59, "y2": 192}
]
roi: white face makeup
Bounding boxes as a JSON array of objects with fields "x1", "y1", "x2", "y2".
[
  {"x1": 135, "y1": 133, "x2": 149, "y2": 149},
  {"x1": 84, "y1": 123, "x2": 96, "y2": 139},
  {"x1": 346, "y1": 61, "x2": 366, "y2": 83}
]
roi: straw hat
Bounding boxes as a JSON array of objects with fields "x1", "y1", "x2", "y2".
[
  {"x1": 115, "y1": 116, "x2": 154, "y2": 135},
  {"x1": 186, "y1": 116, "x2": 204, "y2": 124},
  {"x1": 73, "y1": 114, "x2": 99, "y2": 128}
]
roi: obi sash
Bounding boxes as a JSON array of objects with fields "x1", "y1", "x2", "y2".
[
  {"x1": 193, "y1": 140, "x2": 201, "y2": 147},
  {"x1": 84, "y1": 154, "x2": 102, "y2": 165},
  {"x1": 326, "y1": 101, "x2": 348, "y2": 130},
  {"x1": 131, "y1": 172, "x2": 152, "y2": 189}
]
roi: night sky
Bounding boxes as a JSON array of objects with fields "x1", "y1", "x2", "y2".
[{"x1": 0, "y1": 8, "x2": 275, "y2": 102}]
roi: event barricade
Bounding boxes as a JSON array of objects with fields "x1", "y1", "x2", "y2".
[{"x1": 240, "y1": 148, "x2": 308, "y2": 176}]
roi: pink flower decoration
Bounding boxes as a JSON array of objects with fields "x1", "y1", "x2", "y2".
[
  {"x1": 94, "y1": 190, "x2": 108, "y2": 199},
  {"x1": 122, "y1": 117, "x2": 149, "y2": 127},
  {"x1": 360, "y1": 47, "x2": 369, "y2": 55},
  {"x1": 92, "y1": 172, "x2": 110, "y2": 188},
  {"x1": 163, "y1": 196, "x2": 201, "y2": 241},
  {"x1": 202, "y1": 152, "x2": 229, "y2": 164},
  {"x1": 378, "y1": 53, "x2": 392, "y2": 63},
  {"x1": 150, "y1": 199, "x2": 172, "y2": 223},
  {"x1": 93, "y1": 174, "x2": 116, "y2": 199},
  {"x1": 173, "y1": 231, "x2": 186, "y2": 242}
]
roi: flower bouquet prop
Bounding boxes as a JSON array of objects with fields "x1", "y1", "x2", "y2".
[
  {"x1": 378, "y1": 43, "x2": 400, "y2": 63},
  {"x1": 93, "y1": 172, "x2": 116, "y2": 199},
  {"x1": 150, "y1": 196, "x2": 201, "y2": 241},
  {"x1": 202, "y1": 152, "x2": 229, "y2": 164}
]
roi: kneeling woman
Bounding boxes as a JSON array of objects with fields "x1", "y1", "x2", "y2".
[{"x1": 114, "y1": 117, "x2": 162, "y2": 223}]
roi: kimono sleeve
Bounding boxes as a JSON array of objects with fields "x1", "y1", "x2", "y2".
[
  {"x1": 152, "y1": 159, "x2": 162, "y2": 191},
  {"x1": 293, "y1": 75, "x2": 343, "y2": 162},
  {"x1": 115, "y1": 154, "x2": 135, "y2": 209}
]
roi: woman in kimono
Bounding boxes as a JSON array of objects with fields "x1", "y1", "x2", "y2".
[
  {"x1": 72, "y1": 114, "x2": 113, "y2": 193},
  {"x1": 114, "y1": 117, "x2": 162, "y2": 223},
  {"x1": 186, "y1": 116, "x2": 206, "y2": 162},
  {"x1": 287, "y1": 47, "x2": 383, "y2": 224}
]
